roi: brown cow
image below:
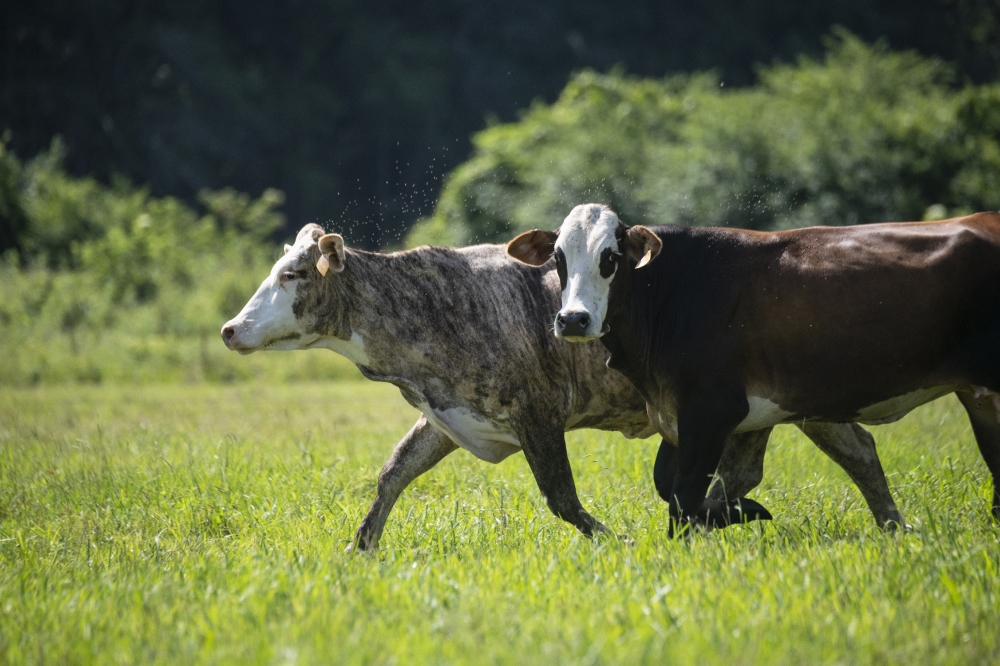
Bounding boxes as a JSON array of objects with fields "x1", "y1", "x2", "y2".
[{"x1": 507, "y1": 204, "x2": 1000, "y2": 531}]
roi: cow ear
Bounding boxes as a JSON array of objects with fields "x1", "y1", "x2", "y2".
[
  {"x1": 316, "y1": 233, "x2": 346, "y2": 275},
  {"x1": 506, "y1": 229, "x2": 559, "y2": 267},
  {"x1": 623, "y1": 225, "x2": 662, "y2": 269},
  {"x1": 297, "y1": 223, "x2": 326, "y2": 243},
  {"x1": 283, "y1": 244, "x2": 293, "y2": 254}
]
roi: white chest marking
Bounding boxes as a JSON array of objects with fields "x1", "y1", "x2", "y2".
[
  {"x1": 421, "y1": 405, "x2": 521, "y2": 464},
  {"x1": 647, "y1": 403, "x2": 679, "y2": 445},
  {"x1": 307, "y1": 332, "x2": 370, "y2": 365}
]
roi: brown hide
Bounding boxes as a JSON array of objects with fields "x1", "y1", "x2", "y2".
[{"x1": 597, "y1": 212, "x2": 1000, "y2": 525}]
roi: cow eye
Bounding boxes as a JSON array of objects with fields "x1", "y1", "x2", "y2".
[
  {"x1": 554, "y1": 249, "x2": 568, "y2": 290},
  {"x1": 280, "y1": 270, "x2": 298, "y2": 284},
  {"x1": 598, "y1": 247, "x2": 619, "y2": 279}
]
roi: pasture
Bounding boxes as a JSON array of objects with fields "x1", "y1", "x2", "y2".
[{"x1": 1, "y1": 369, "x2": 998, "y2": 664}]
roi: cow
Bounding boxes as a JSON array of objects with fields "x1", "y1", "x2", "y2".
[
  {"x1": 506, "y1": 203, "x2": 1000, "y2": 532},
  {"x1": 222, "y1": 223, "x2": 898, "y2": 548}
]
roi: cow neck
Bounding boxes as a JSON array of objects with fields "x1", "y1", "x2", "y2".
[
  {"x1": 325, "y1": 248, "x2": 451, "y2": 378},
  {"x1": 601, "y1": 260, "x2": 651, "y2": 390},
  {"x1": 600, "y1": 240, "x2": 683, "y2": 402},
  {"x1": 332, "y1": 249, "x2": 401, "y2": 350}
]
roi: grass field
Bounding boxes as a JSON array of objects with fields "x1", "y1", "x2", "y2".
[{"x1": 1, "y1": 378, "x2": 999, "y2": 665}]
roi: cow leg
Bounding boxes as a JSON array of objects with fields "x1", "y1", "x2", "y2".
[
  {"x1": 707, "y1": 429, "x2": 770, "y2": 500},
  {"x1": 670, "y1": 397, "x2": 746, "y2": 533},
  {"x1": 350, "y1": 414, "x2": 457, "y2": 552},
  {"x1": 516, "y1": 419, "x2": 608, "y2": 537},
  {"x1": 660, "y1": 430, "x2": 773, "y2": 525},
  {"x1": 660, "y1": 430, "x2": 768, "y2": 503},
  {"x1": 957, "y1": 389, "x2": 1000, "y2": 521},
  {"x1": 653, "y1": 439, "x2": 679, "y2": 502},
  {"x1": 797, "y1": 422, "x2": 905, "y2": 529},
  {"x1": 703, "y1": 429, "x2": 773, "y2": 525}
]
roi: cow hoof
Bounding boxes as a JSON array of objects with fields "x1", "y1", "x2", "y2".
[
  {"x1": 880, "y1": 518, "x2": 911, "y2": 533},
  {"x1": 731, "y1": 497, "x2": 772, "y2": 523},
  {"x1": 699, "y1": 497, "x2": 772, "y2": 529},
  {"x1": 589, "y1": 525, "x2": 630, "y2": 544},
  {"x1": 345, "y1": 535, "x2": 378, "y2": 554},
  {"x1": 585, "y1": 520, "x2": 612, "y2": 538},
  {"x1": 614, "y1": 533, "x2": 635, "y2": 546},
  {"x1": 667, "y1": 517, "x2": 704, "y2": 539}
]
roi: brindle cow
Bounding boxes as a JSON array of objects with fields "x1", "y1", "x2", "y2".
[
  {"x1": 223, "y1": 224, "x2": 897, "y2": 548},
  {"x1": 507, "y1": 204, "x2": 1000, "y2": 531}
]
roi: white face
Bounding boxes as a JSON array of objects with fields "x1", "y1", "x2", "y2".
[
  {"x1": 553, "y1": 204, "x2": 622, "y2": 341},
  {"x1": 221, "y1": 228, "x2": 321, "y2": 354}
]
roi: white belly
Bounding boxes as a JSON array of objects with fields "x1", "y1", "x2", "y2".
[
  {"x1": 735, "y1": 396, "x2": 794, "y2": 432},
  {"x1": 856, "y1": 386, "x2": 955, "y2": 425},
  {"x1": 421, "y1": 405, "x2": 522, "y2": 464},
  {"x1": 735, "y1": 386, "x2": 956, "y2": 429},
  {"x1": 653, "y1": 386, "x2": 958, "y2": 438},
  {"x1": 651, "y1": 395, "x2": 793, "y2": 441}
]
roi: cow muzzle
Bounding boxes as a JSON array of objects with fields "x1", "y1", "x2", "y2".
[
  {"x1": 220, "y1": 320, "x2": 255, "y2": 354},
  {"x1": 556, "y1": 310, "x2": 595, "y2": 339}
]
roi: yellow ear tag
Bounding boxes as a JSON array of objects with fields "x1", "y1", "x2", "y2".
[
  {"x1": 316, "y1": 254, "x2": 330, "y2": 276},
  {"x1": 636, "y1": 249, "x2": 653, "y2": 269}
]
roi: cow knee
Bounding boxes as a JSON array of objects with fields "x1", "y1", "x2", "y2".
[
  {"x1": 735, "y1": 466, "x2": 764, "y2": 496},
  {"x1": 653, "y1": 440, "x2": 678, "y2": 502}
]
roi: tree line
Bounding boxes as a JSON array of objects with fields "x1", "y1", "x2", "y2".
[
  {"x1": 409, "y1": 33, "x2": 1000, "y2": 246},
  {"x1": 2, "y1": 1, "x2": 998, "y2": 249}
]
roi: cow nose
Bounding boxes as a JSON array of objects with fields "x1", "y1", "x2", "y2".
[
  {"x1": 221, "y1": 325, "x2": 236, "y2": 347},
  {"x1": 556, "y1": 311, "x2": 591, "y2": 337}
]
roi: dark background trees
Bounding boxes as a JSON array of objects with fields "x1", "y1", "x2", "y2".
[
  {"x1": 411, "y1": 35, "x2": 1000, "y2": 246},
  {"x1": 3, "y1": 0, "x2": 999, "y2": 249}
]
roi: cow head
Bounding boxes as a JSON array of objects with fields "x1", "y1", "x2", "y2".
[
  {"x1": 506, "y1": 204, "x2": 661, "y2": 341},
  {"x1": 221, "y1": 223, "x2": 351, "y2": 354}
]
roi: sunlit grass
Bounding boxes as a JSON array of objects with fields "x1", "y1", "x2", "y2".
[{"x1": 1, "y1": 383, "x2": 998, "y2": 664}]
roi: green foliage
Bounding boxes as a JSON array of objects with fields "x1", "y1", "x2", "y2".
[
  {"x1": 2, "y1": 384, "x2": 998, "y2": 664},
  {"x1": 409, "y1": 33, "x2": 1000, "y2": 246},
  {"x1": 7, "y1": 1, "x2": 1000, "y2": 244},
  {"x1": 0, "y1": 136, "x2": 29, "y2": 256},
  {"x1": 199, "y1": 187, "x2": 286, "y2": 240},
  {"x1": 0, "y1": 139, "x2": 334, "y2": 386}
]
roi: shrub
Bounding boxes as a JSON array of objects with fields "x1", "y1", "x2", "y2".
[
  {"x1": 0, "y1": 139, "x2": 306, "y2": 385},
  {"x1": 408, "y1": 31, "x2": 1000, "y2": 246}
]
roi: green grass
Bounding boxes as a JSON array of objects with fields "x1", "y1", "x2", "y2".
[
  {"x1": 1, "y1": 382, "x2": 998, "y2": 665},
  {"x1": 0, "y1": 326, "x2": 367, "y2": 386}
]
